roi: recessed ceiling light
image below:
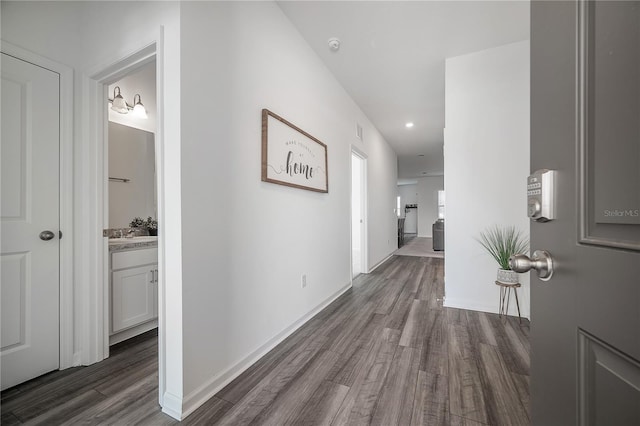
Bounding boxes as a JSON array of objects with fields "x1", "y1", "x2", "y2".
[
  {"x1": 418, "y1": 154, "x2": 425, "y2": 157},
  {"x1": 422, "y1": 172, "x2": 427, "y2": 174},
  {"x1": 405, "y1": 122, "x2": 414, "y2": 128}
]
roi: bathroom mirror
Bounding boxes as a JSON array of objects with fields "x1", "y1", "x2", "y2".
[{"x1": 108, "y1": 122, "x2": 156, "y2": 229}]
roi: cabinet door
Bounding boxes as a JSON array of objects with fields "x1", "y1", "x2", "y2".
[{"x1": 112, "y1": 265, "x2": 156, "y2": 333}]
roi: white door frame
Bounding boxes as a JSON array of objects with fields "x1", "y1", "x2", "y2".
[
  {"x1": 0, "y1": 41, "x2": 75, "y2": 370},
  {"x1": 90, "y1": 44, "x2": 157, "y2": 360},
  {"x1": 351, "y1": 147, "x2": 368, "y2": 275},
  {"x1": 81, "y1": 37, "x2": 167, "y2": 406}
]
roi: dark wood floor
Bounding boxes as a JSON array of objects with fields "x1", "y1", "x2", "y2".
[{"x1": 1, "y1": 256, "x2": 530, "y2": 425}]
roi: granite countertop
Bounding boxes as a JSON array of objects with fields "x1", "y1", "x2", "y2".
[{"x1": 108, "y1": 236, "x2": 158, "y2": 252}]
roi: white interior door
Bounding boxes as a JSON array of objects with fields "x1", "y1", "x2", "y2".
[
  {"x1": 351, "y1": 153, "x2": 361, "y2": 276},
  {"x1": 351, "y1": 152, "x2": 366, "y2": 277},
  {"x1": 1, "y1": 53, "x2": 60, "y2": 390}
]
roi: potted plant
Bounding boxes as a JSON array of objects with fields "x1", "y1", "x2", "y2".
[
  {"x1": 144, "y1": 217, "x2": 158, "y2": 236},
  {"x1": 129, "y1": 216, "x2": 158, "y2": 236},
  {"x1": 129, "y1": 217, "x2": 145, "y2": 230},
  {"x1": 477, "y1": 225, "x2": 528, "y2": 284}
]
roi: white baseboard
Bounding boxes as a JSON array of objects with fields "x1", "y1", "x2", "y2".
[
  {"x1": 368, "y1": 253, "x2": 394, "y2": 273},
  {"x1": 72, "y1": 351, "x2": 82, "y2": 367},
  {"x1": 443, "y1": 297, "x2": 498, "y2": 315},
  {"x1": 179, "y1": 282, "x2": 353, "y2": 420},
  {"x1": 162, "y1": 391, "x2": 183, "y2": 420},
  {"x1": 109, "y1": 320, "x2": 158, "y2": 346},
  {"x1": 443, "y1": 297, "x2": 530, "y2": 320}
]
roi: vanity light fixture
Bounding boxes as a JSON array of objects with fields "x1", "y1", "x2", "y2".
[
  {"x1": 108, "y1": 87, "x2": 148, "y2": 119},
  {"x1": 132, "y1": 94, "x2": 148, "y2": 119},
  {"x1": 110, "y1": 86, "x2": 129, "y2": 114}
]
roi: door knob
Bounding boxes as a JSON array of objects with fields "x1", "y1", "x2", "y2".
[
  {"x1": 39, "y1": 230, "x2": 55, "y2": 241},
  {"x1": 509, "y1": 250, "x2": 554, "y2": 281}
]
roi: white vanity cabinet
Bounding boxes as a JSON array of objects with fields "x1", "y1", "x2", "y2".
[{"x1": 110, "y1": 247, "x2": 158, "y2": 342}]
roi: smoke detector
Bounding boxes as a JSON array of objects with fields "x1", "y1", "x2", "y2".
[{"x1": 328, "y1": 37, "x2": 341, "y2": 51}]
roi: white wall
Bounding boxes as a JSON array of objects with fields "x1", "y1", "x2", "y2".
[
  {"x1": 417, "y1": 176, "x2": 444, "y2": 237},
  {"x1": 366, "y1": 133, "x2": 400, "y2": 266},
  {"x1": 444, "y1": 40, "x2": 530, "y2": 318},
  {"x1": 108, "y1": 122, "x2": 156, "y2": 228},
  {"x1": 179, "y1": 0, "x2": 397, "y2": 416}
]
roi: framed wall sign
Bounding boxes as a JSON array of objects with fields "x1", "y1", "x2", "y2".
[{"x1": 261, "y1": 109, "x2": 328, "y2": 193}]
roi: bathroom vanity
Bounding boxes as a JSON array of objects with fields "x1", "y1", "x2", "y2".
[{"x1": 109, "y1": 237, "x2": 158, "y2": 345}]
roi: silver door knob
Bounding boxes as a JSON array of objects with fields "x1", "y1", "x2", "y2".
[
  {"x1": 509, "y1": 250, "x2": 554, "y2": 281},
  {"x1": 39, "y1": 230, "x2": 55, "y2": 241}
]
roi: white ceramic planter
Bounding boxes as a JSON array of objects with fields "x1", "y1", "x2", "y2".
[{"x1": 497, "y1": 268, "x2": 519, "y2": 284}]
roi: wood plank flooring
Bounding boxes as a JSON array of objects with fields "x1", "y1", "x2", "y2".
[{"x1": 1, "y1": 256, "x2": 530, "y2": 425}]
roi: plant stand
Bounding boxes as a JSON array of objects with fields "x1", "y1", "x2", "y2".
[{"x1": 495, "y1": 281, "x2": 522, "y2": 324}]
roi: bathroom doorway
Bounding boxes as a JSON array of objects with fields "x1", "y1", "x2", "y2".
[
  {"x1": 90, "y1": 42, "x2": 168, "y2": 407},
  {"x1": 103, "y1": 57, "x2": 159, "y2": 348}
]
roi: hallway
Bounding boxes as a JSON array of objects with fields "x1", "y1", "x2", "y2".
[{"x1": 1, "y1": 256, "x2": 530, "y2": 425}]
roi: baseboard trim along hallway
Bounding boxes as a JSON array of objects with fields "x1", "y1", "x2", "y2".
[{"x1": 180, "y1": 281, "x2": 353, "y2": 419}]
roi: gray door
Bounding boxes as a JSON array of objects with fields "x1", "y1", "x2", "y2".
[{"x1": 530, "y1": 1, "x2": 640, "y2": 425}]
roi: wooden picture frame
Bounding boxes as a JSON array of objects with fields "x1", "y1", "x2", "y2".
[{"x1": 261, "y1": 109, "x2": 329, "y2": 193}]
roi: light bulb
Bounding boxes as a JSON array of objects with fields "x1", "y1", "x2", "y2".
[{"x1": 132, "y1": 94, "x2": 148, "y2": 119}]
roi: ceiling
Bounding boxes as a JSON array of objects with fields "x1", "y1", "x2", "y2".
[{"x1": 277, "y1": 1, "x2": 530, "y2": 179}]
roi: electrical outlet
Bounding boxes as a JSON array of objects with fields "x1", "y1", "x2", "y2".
[{"x1": 301, "y1": 274, "x2": 307, "y2": 288}]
